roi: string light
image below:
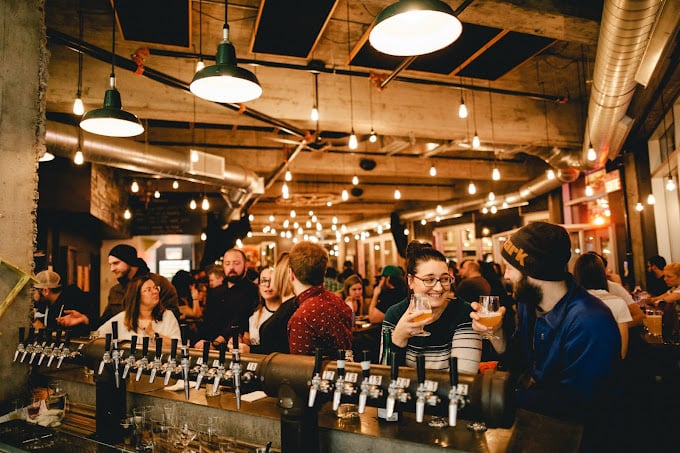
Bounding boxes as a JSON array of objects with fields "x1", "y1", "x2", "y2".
[
  {"x1": 131, "y1": 181, "x2": 139, "y2": 193},
  {"x1": 172, "y1": 180, "x2": 179, "y2": 189},
  {"x1": 284, "y1": 170, "x2": 292, "y2": 181},
  {"x1": 468, "y1": 182, "x2": 476, "y2": 195},
  {"x1": 429, "y1": 165, "x2": 437, "y2": 177},
  {"x1": 282, "y1": 182, "x2": 290, "y2": 199},
  {"x1": 348, "y1": 131, "x2": 358, "y2": 150},
  {"x1": 189, "y1": 199, "x2": 197, "y2": 210},
  {"x1": 647, "y1": 194, "x2": 656, "y2": 205}
]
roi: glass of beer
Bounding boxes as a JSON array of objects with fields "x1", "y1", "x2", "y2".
[
  {"x1": 410, "y1": 293, "x2": 433, "y2": 337},
  {"x1": 645, "y1": 309, "x2": 663, "y2": 336},
  {"x1": 478, "y1": 295, "x2": 502, "y2": 340}
]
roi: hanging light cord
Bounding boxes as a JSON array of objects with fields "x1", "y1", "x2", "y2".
[
  {"x1": 661, "y1": 91, "x2": 672, "y2": 177},
  {"x1": 77, "y1": 1, "x2": 83, "y2": 97},
  {"x1": 347, "y1": 0, "x2": 354, "y2": 129},
  {"x1": 110, "y1": 0, "x2": 116, "y2": 80},
  {"x1": 198, "y1": 0, "x2": 203, "y2": 60},
  {"x1": 471, "y1": 80, "x2": 477, "y2": 131},
  {"x1": 488, "y1": 81, "x2": 496, "y2": 150}
]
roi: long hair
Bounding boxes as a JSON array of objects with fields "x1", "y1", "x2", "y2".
[
  {"x1": 341, "y1": 274, "x2": 364, "y2": 299},
  {"x1": 405, "y1": 240, "x2": 447, "y2": 276},
  {"x1": 272, "y1": 252, "x2": 294, "y2": 300},
  {"x1": 122, "y1": 277, "x2": 165, "y2": 332}
]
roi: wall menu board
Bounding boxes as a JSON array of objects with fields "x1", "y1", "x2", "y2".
[
  {"x1": 90, "y1": 165, "x2": 127, "y2": 232},
  {"x1": 131, "y1": 200, "x2": 202, "y2": 235}
]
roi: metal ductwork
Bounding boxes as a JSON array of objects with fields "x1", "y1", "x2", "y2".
[
  {"x1": 587, "y1": 0, "x2": 665, "y2": 164},
  {"x1": 45, "y1": 121, "x2": 264, "y2": 227}
]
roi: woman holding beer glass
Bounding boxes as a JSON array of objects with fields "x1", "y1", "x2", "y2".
[{"x1": 381, "y1": 241, "x2": 484, "y2": 373}]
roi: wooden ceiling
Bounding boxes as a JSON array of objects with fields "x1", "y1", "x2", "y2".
[{"x1": 43, "y1": 0, "x2": 613, "y2": 240}]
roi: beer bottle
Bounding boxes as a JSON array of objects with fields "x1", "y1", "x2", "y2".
[{"x1": 380, "y1": 326, "x2": 391, "y2": 365}]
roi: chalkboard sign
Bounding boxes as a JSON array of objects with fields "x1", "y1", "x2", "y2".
[{"x1": 130, "y1": 198, "x2": 203, "y2": 235}]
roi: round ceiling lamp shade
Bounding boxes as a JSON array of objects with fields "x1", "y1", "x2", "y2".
[
  {"x1": 190, "y1": 39, "x2": 262, "y2": 104},
  {"x1": 369, "y1": 0, "x2": 463, "y2": 56},
  {"x1": 80, "y1": 86, "x2": 144, "y2": 137}
]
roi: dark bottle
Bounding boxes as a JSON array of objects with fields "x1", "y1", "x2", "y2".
[{"x1": 380, "y1": 327, "x2": 392, "y2": 366}]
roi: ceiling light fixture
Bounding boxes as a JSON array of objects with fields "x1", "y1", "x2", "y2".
[
  {"x1": 352, "y1": 175, "x2": 359, "y2": 185},
  {"x1": 282, "y1": 182, "x2": 290, "y2": 199},
  {"x1": 394, "y1": 188, "x2": 401, "y2": 199},
  {"x1": 201, "y1": 195, "x2": 210, "y2": 210},
  {"x1": 429, "y1": 164, "x2": 437, "y2": 177},
  {"x1": 131, "y1": 180, "x2": 139, "y2": 193},
  {"x1": 172, "y1": 180, "x2": 179, "y2": 189},
  {"x1": 458, "y1": 78, "x2": 467, "y2": 118},
  {"x1": 468, "y1": 182, "x2": 476, "y2": 195},
  {"x1": 189, "y1": 199, "x2": 197, "y2": 210},
  {"x1": 546, "y1": 169, "x2": 556, "y2": 180},
  {"x1": 346, "y1": 2, "x2": 358, "y2": 151},
  {"x1": 635, "y1": 202, "x2": 644, "y2": 212},
  {"x1": 471, "y1": 80, "x2": 480, "y2": 149},
  {"x1": 665, "y1": 175, "x2": 675, "y2": 192},
  {"x1": 123, "y1": 208, "x2": 131, "y2": 220},
  {"x1": 190, "y1": 0, "x2": 262, "y2": 103},
  {"x1": 284, "y1": 169, "x2": 292, "y2": 182},
  {"x1": 342, "y1": 189, "x2": 349, "y2": 201},
  {"x1": 196, "y1": 0, "x2": 205, "y2": 72},
  {"x1": 369, "y1": 0, "x2": 462, "y2": 56},
  {"x1": 154, "y1": 189, "x2": 161, "y2": 199},
  {"x1": 73, "y1": 128, "x2": 84, "y2": 165},
  {"x1": 72, "y1": 4, "x2": 84, "y2": 115},
  {"x1": 310, "y1": 71, "x2": 320, "y2": 121},
  {"x1": 647, "y1": 193, "x2": 656, "y2": 205},
  {"x1": 661, "y1": 91, "x2": 675, "y2": 192},
  {"x1": 80, "y1": 0, "x2": 144, "y2": 137},
  {"x1": 586, "y1": 141, "x2": 597, "y2": 162},
  {"x1": 491, "y1": 166, "x2": 500, "y2": 181}
]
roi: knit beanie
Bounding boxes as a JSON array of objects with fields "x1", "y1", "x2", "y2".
[
  {"x1": 501, "y1": 221, "x2": 571, "y2": 281},
  {"x1": 108, "y1": 244, "x2": 139, "y2": 266}
]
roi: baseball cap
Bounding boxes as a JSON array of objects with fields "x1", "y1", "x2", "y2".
[
  {"x1": 34, "y1": 270, "x2": 62, "y2": 289},
  {"x1": 381, "y1": 265, "x2": 404, "y2": 278}
]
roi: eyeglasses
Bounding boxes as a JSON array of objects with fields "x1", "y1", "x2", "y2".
[
  {"x1": 259, "y1": 279, "x2": 271, "y2": 286},
  {"x1": 142, "y1": 285, "x2": 161, "y2": 294},
  {"x1": 412, "y1": 274, "x2": 453, "y2": 287}
]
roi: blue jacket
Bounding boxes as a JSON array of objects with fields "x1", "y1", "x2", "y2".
[{"x1": 508, "y1": 276, "x2": 622, "y2": 421}]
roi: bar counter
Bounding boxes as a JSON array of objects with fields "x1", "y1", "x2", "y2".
[{"x1": 37, "y1": 364, "x2": 513, "y2": 453}]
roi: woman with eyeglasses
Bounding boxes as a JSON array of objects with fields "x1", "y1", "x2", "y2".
[
  {"x1": 381, "y1": 241, "x2": 482, "y2": 372},
  {"x1": 98, "y1": 277, "x2": 181, "y2": 347},
  {"x1": 242, "y1": 267, "x2": 281, "y2": 348}
]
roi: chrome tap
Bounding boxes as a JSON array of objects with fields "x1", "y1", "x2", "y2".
[
  {"x1": 46, "y1": 330, "x2": 63, "y2": 367},
  {"x1": 415, "y1": 355, "x2": 440, "y2": 423},
  {"x1": 307, "y1": 349, "x2": 331, "y2": 407},
  {"x1": 20, "y1": 328, "x2": 36, "y2": 363},
  {"x1": 56, "y1": 331, "x2": 71, "y2": 368},
  {"x1": 332, "y1": 350, "x2": 357, "y2": 411},
  {"x1": 163, "y1": 338, "x2": 179, "y2": 386},
  {"x1": 14, "y1": 327, "x2": 26, "y2": 363},
  {"x1": 230, "y1": 331, "x2": 242, "y2": 409},
  {"x1": 385, "y1": 352, "x2": 411, "y2": 419},
  {"x1": 97, "y1": 333, "x2": 112, "y2": 375},
  {"x1": 37, "y1": 329, "x2": 55, "y2": 366},
  {"x1": 180, "y1": 342, "x2": 191, "y2": 400},
  {"x1": 211, "y1": 342, "x2": 227, "y2": 395},
  {"x1": 29, "y1": 329, "x2": 46, "y2": 365},
  {"x1": 121, "y1": 335, "x2": 138, "y2": 380},
  {"x1": 195, "y1": 340, "x2": 211, "y2": 389},
  {"x1": 448, "y1": 357, "x2": 467, "y2": 427},
  {"x1": 110, "y1": 322, "x2": 122, "y2": 388},
  {"x1": 149, "y1": 336, "x2": 164, "y2": 383},
  {"x1": 358, "y1": 350, "x2": 382, "y2": 413},
  {"x1": 135, "y1": 336, "x2": 150, "y2": 382}
]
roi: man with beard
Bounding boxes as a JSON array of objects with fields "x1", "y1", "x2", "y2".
[
  {"x1": 32, "y1": 270, "x2": 92, "y2": 337},
  {"x1": 102, "y1": 244, "x2": 180, "y2": 324},
  {"x1": 471, "y1": 222, "x2": 622, "y2": 453},
  {"x1": 194, "y1": 248, "x2": 259, "y2": 349}
]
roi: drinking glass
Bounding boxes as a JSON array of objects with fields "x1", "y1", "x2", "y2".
[
  {"x1": 172, "y1": 419, "x2": 197, "y2": 453},
  {"x1": 27, "y1": 396, "x2": 41, "y2": 420},
  {"x1": 645, "y1": 309, "x2": 663, "y2": 336},
  {"x1": 410, "y1": 293, "x2": 433, "y2": 337},
  {"x1": 478, "y1": 295, "x2": 502, "y2": 340},
  {"x1": 218, "y1": 437, "x2": 237, "y2": 453},
  {"x1": 133, "y1": 406, "x2": 154, "y2": 451}
]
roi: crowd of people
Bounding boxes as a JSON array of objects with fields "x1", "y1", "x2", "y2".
[{"x1": 31, "y1": 222, "x2": 679, "y2": 452}]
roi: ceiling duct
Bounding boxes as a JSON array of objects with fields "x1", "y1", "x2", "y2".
[
  {"x1": 45, "y1": 121, "x2": 264, "y2": 228},
  {"x1": 586, "y1": 0, "x2": 665, "y2": 164}
]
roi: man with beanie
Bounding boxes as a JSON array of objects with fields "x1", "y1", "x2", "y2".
[
  {"x1": 102, "y1": 244, "x2": 180, "y2": 324},
  {"x1": 32, "y1": 270, "x2": 91, "y2": 337},
  {"x1": 471, "y1": 221, "x2": 622, "y2": 453}
]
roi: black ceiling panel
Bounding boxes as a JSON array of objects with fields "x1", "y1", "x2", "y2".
[
  {"x1": 115, "y1": 0, "x2": 191, "y2": 47},
  {"x1": 251, "y1": 0, "x2": 337, "y2": 58},
  {"x1": 458, "y1": 31, "x2": 556, "y2": 80}
]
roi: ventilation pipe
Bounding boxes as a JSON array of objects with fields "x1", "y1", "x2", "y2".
[{"x1": 45, "y1": 121, "x2": 264, "y2": 227}]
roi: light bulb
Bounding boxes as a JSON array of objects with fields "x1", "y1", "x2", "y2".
[
  {"x1": 200, "y1": 232, "x2": 207, "y2": 241},
  {"x1": 195, "y1": 59, "x2": 205, "y2": 72},
  {"x1": 369, "y1": 129, "x2": 377, "y2": 143},
  {"x1": 482, "y1": 207, "x2": 488, "y2": 214},
  {"x1": 546, "y1": 169, "x2": 556, "y2": 180},
  {"x1": 189, "y1": 199, "x2": 197, "y2": 210},
  {"x1": 284, "y1": 170, "x2": 292, "y2": 181},
  {"x1": 468, "y1": 182, "x2": 476, "y2": 195},
  {"x1": 587, "y1": 142, "x2": 597, "y2": 162},
  {"x1": 635, "y1": 202, "x2": 644, "y2": 212},
  {"x1": 131, "y1": 181, "x2": 139, "y2": 193},
  {"x1": 290, "y1": 210, "x2": 296, "y2": 218},
  {"x1": 436, "y1": 205, "x2": 444, "y2": 214},
  {"x1": 472, "y1": 132, "x2": 481, "y2": 149},
  {"x1": 172, "y1": 180, "x2": 179, "y2": 189},
  {"x1": 421, "y1": 219, "x2": 427, "y2": 225},
  {"x1": 585, "y1": 185, "x2": 594, "y2": 197},
  {"x1": 123, "y1": 208, "x2": 131, "y2": 220},
  {"x1": 403, "y1": 228, "x2": 409, "y2": 236},
  {"x1": 201, "y1": 196, "x2": 210, "y2": 210},
  {"x1": 488, "y1": 192, "x2": 495, "y2": 201},
  {"x1": 282, "y1": 182, "x2": 290, "y2": 199},
  {"x1": 190, "y1": 150, "x2": 200, "y2": 163},
  {"x1": 647, "y1": 194, "x2": 656, "y2": 205},
  {"x1": 154, "y1": 190, "x2": 161, "y2": 199},
  {"x1": 429, "y1": 165, "x2": 437, "y2": 177},
  {"x1": 352, "y1": 175, "x2": 359, "y2": 185},
  {"x1": 341, "y1": 189, "x2": 349, "y2": 201},
  {"x1": 72, "y1": 97, "x2": 84, "y2": 115},
  {"x1": 492, "y1": 167, "x2": 500, "y2": 181},
  {"x1": 458, "y1": 97, "x2": 468, "y2": 119},
  {"x1": 310, "y1": 106, "x2": 319, "y2": 122},
  {"x1": 73, "y1": 149, "x2": 84, "y2": 165},
  {"x1": 348, "y1": 131, "x2": 358, "y2": 150},
  {"x1": 269, "y1": 215, "x2": 275, "y2": 222},
  {"x1": 490, "y1": 205, "x2": 497, "y2": 214},
  {"x1": 666, "y1": 175, "x2": 676, "y2": 191},
  {"x1": 394, "y1": 188, "x2": 401, "y2": 199}
]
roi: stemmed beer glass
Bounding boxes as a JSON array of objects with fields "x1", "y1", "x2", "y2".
[
  {"x1": 477, "y1": 295, "x2": 502, "y2": 340},
  {"x1": 410, "y1": 293, "x2": 433, "y2": 336}
]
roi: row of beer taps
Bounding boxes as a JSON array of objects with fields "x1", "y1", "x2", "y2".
[
  {"x1": 13, "y1": 326, "x2": 83, "y2": 368},
  {"x1": 308, "y1": 349, "x2": 468, "y2": 426}
]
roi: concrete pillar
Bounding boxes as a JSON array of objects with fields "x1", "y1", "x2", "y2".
[{"x1": 0, "y1": 0, "x2": 46, "y2": 407}]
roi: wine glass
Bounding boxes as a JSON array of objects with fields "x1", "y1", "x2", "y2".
[
  {"x1": 410, "y1": 293, "x2": 433, "y2": 337},
  {"x1": 478, "y1": 295, "x2": 502, "y2": 340},
  {"x1": 172, "y1": 419, "x2": 197, "y2": 453}
]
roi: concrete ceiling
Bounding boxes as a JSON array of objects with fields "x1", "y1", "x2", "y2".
[{"x1": 42, "y1": 0, "x2": 678, "y2": 241}]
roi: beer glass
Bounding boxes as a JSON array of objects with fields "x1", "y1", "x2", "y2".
[
  {"x1": 478, "y1": 295, "x2": 502, "y2": 340},
  {"x1": 410, "y1": 293, "x2": 433, "y2": 336}
]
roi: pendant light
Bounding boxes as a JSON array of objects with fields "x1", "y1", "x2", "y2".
[
  {"x1": 468, "y1": 182, "x2": 476, "y2": 195},
  {"x1": 80, "y1": 0, "x2": 144, "y2": 137},
  {"x1": 369, "y1": 0, "x2": 463, "y2": 56},
  {"x1": 190, "y1": 0, "x2": 262, "y2": 103},
  {"x1": 284, "y1": 169, "x2": 293, "y2": 181},
  {"x1": 310, "y1": 71, "x2": 320, "y2": 121},
  {"x1": 189, "y1": 199, "x2": 197, "y2": 210},
  {"x1": 457, "y1": 78, "x2": 467, "y2": 119},
  {"x1": 123, "y1": 208, "x2": 132, "y2": 220},
  {"x1": 346, "y1": 2, "x2": 358, "y2": 150},
  {"x1": 586, "y1": 141, "x2": 597, "y2": 161},
  {"x1": 368, "y1": 78, "x2": 378, "y2": 143},
  {"x1": 661, "y1": 92, "x2": 675, "y2": 192},
  {"x1": 647, "y1": 194, "x2": 656, "y2": 205},
  {"x1": 471, "y1": 80, "x2": 480, "y2": 149},
  {"x1": 72, "y1": 3, "x2": 85, "y2": 115},
  {"x1": 131, "y1": 180, "x2": 140, "y2": 193}
]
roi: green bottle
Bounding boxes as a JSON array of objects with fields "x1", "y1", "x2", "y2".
[{"x1": 380, "y1": 326, "x2": 391, "y2": 366}]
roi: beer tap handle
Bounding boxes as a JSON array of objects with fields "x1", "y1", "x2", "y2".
[
  {"x1": 390, "y1": 352, "x2": 399, "y2": 381},
  {"x1": 14, "y1": 327, "x2": 26, "y2": 362},
  {"x1": 313, "y1": 348, "x2": 323, "y2": 376},
  {"x1": 358, "y1": 350, "x2": 371, "y2": 414},
  {"x1": 122, "y1": 335, "x2": 137, "y2": 380},
  {"x1": 360, "y1": 350, "x2": 370, "y2": 380},
  {"x1": 150, "y1": 336, "x2": 163, "y2": 383},
  {"x1": 308, "y1": 348, "x2": 323, "y2": 408},
  {"x1": 111, "y1": 321, "x2": 119, "y2": 348},
  {"x1": 416, "y1": 354, "x2": 426, "y2": 423},
  {"x1": 212, "y1": 342, "x2": 227, "y2": 394},
  {"x1": 181, "y1": 344, "x2": 190, "y2": 400},
  {"x1": 333, "y1": 349, "x2": 346, "y2": 411},
  {"x1": 57, "y1": 331, "x2": 71, "y2": 368},
  {"x1": 449, "y1": 356, "x2": 459, "y2": 427},
  {"x1": 136, "y1": 336, "x2": 150, "y2": 382},
  {"x1": 110, "y1": 322, "x2": 121, "y2": 388},
  {"x1": 141, "y1": 335, "x2": 150, "y2": 356},
  {"x1": 231, "y1": 328, "x2": 240, "y2": 353},
  {"x1": 164, "y1": 338, "x2": 179, "y2": 385},
  {"x1": 98, "y1": 333, "x2": 112, "y2": 375},
  {"x1": 18, "y1": 326, "x2": 25, "y2": 344},
  {"x1": 219, "y1": 341, "x2": 227, "y2": 364},
  {"x1": 231, "y1": 331, "x2": 242, "y2": 409},
  {"x1": 195, "y1": 341, "x2": 211, "y2": 389}
]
